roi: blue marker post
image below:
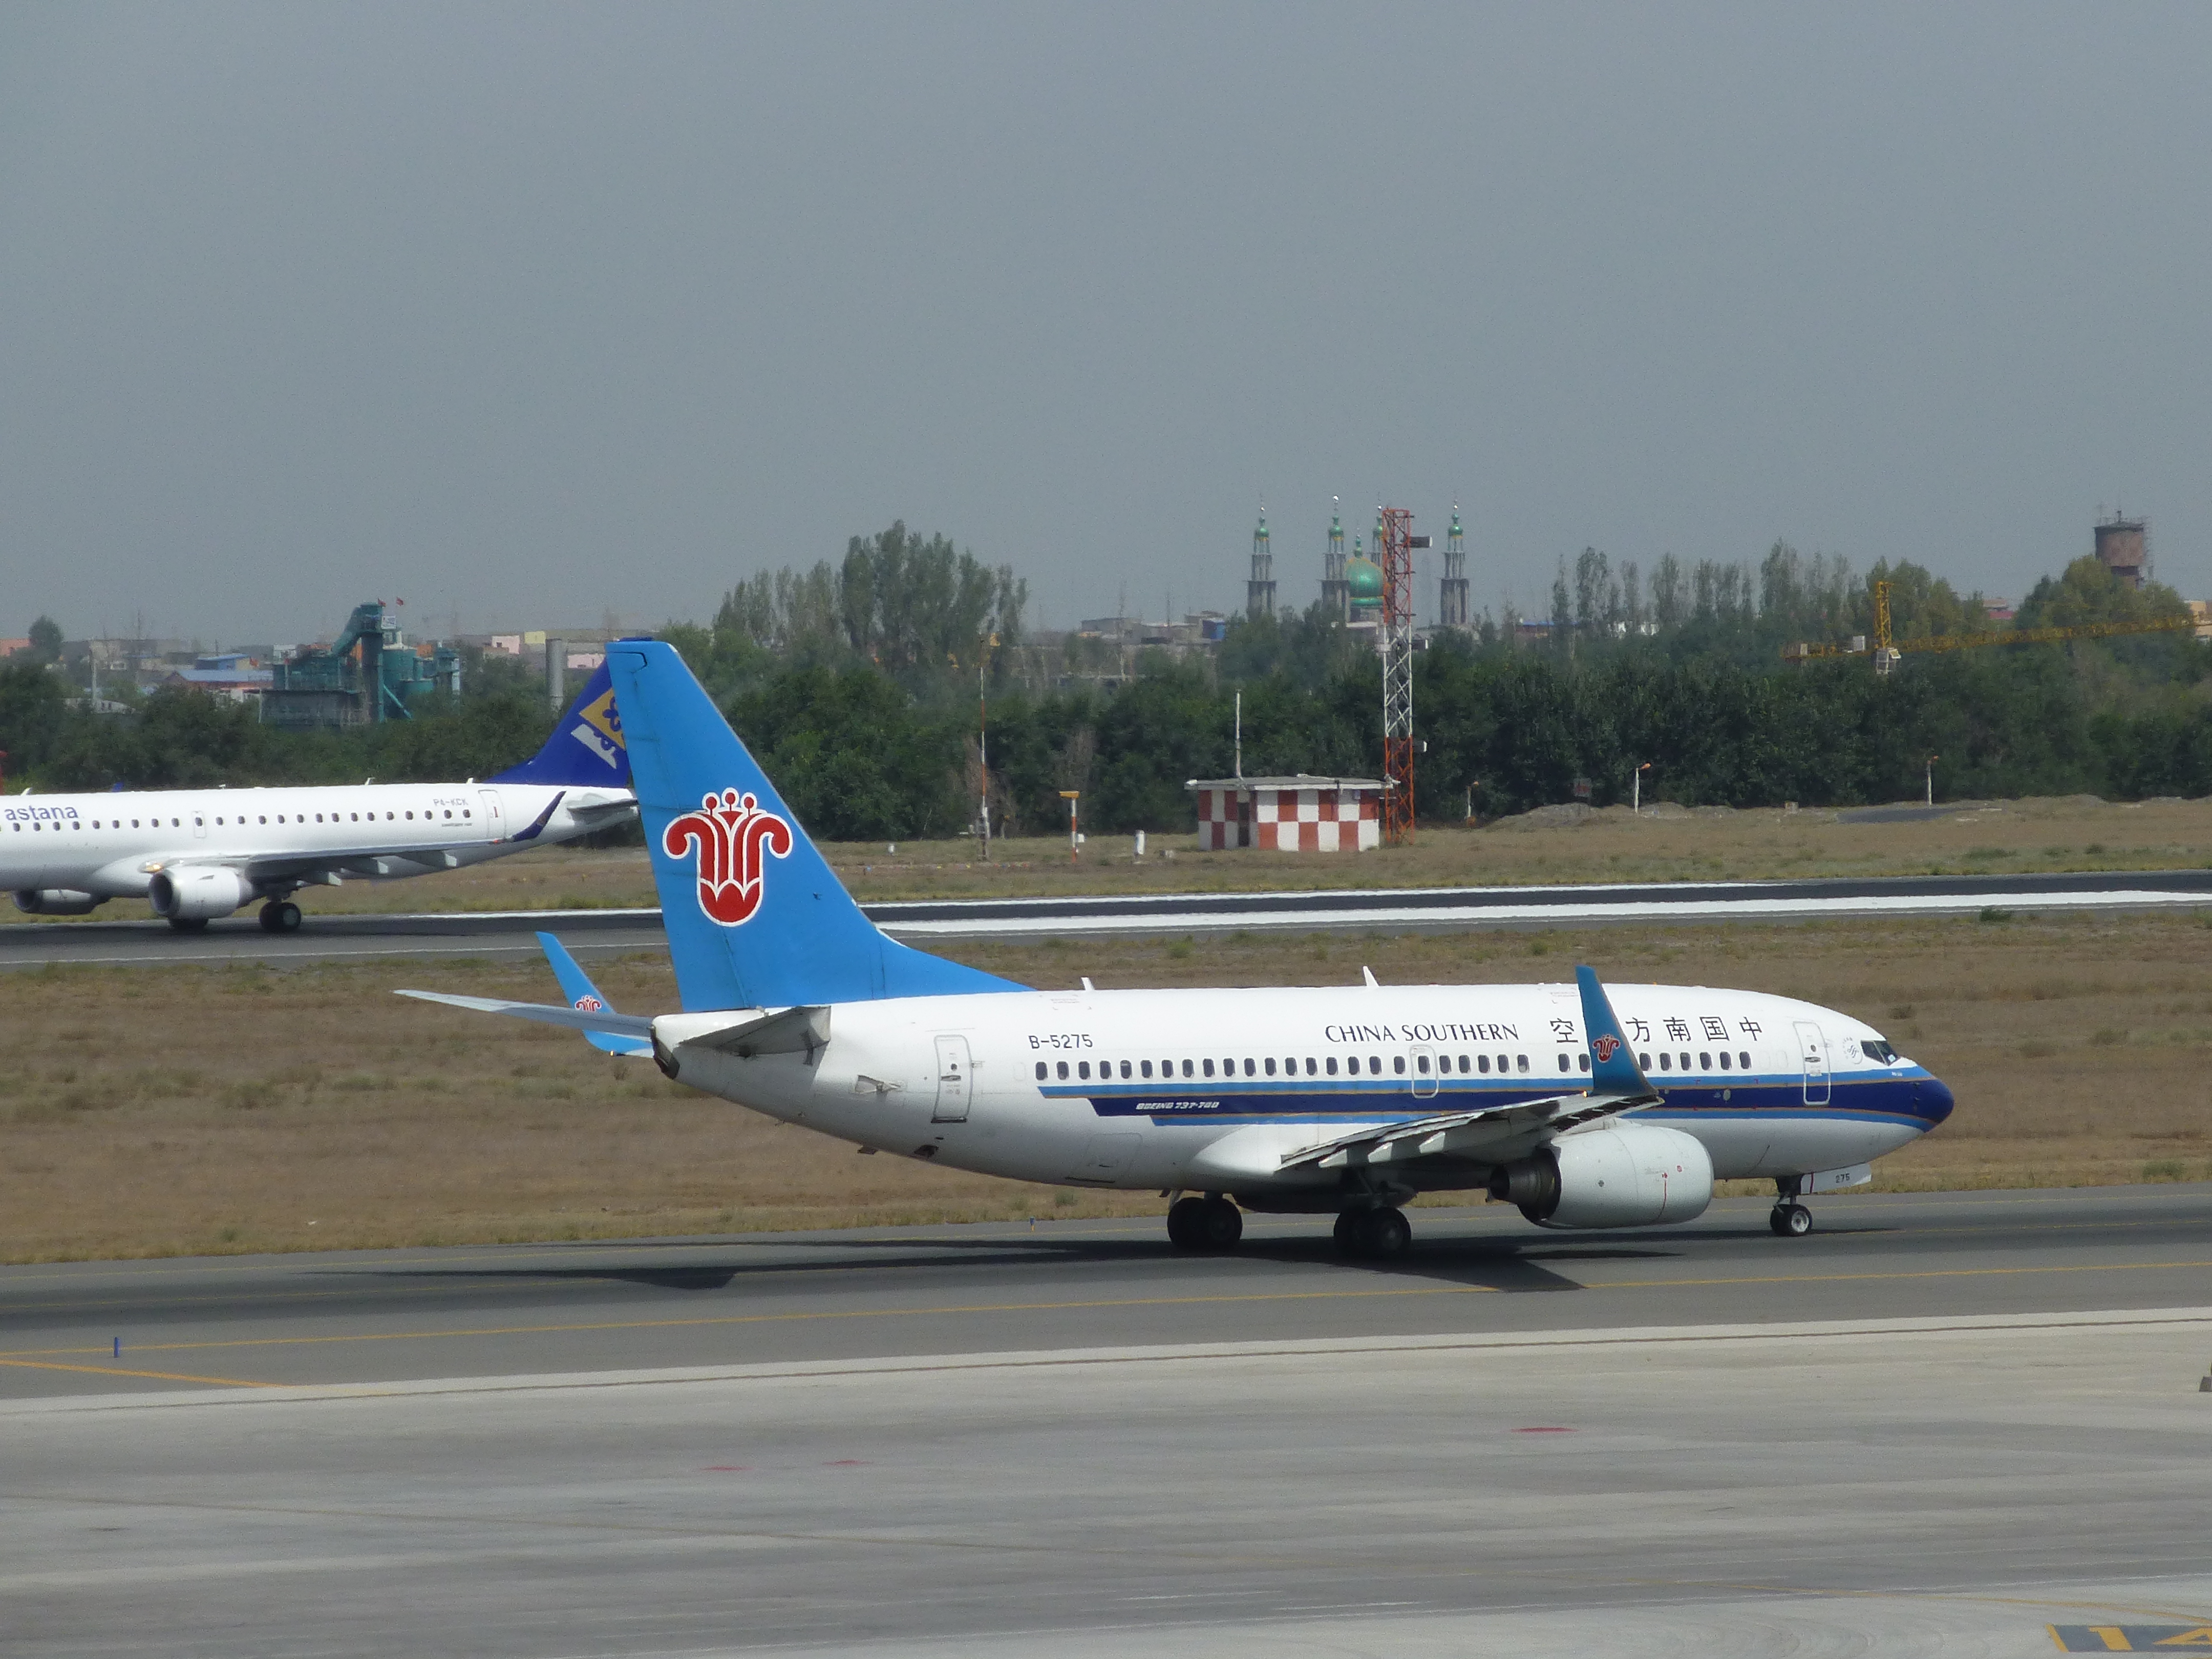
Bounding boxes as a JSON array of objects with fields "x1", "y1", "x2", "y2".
[{"x1": 112, "y1": 1337, "x2": 120, "y2": 1359}]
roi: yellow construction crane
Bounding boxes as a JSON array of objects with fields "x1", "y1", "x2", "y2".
[{"x1": 1782, "y1": 580, "x2": 2203, "y2": 672}]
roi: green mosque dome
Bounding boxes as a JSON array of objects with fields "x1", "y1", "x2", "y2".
[{"x1": 1345, "y1": 556, "x2": 1384, "y2": 604}]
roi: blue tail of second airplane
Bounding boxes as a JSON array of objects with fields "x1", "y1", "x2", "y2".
[
  {"x1": 490, "y1": 660, "x2": 633, "y2": 789},
  {"x1": 606, "y1": 640, "x2": 1024, "y2": 1011}
]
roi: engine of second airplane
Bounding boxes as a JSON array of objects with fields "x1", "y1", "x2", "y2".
[
  {"x1": 1488, "y1": 1123, "x2": 1714, "y2": 1228},
  {"x1": 13, "y1": 888, "x2": 102, "y2": 915},
  {"x1": 147, "y1": 865, "x2": 253, "y2": 920}
]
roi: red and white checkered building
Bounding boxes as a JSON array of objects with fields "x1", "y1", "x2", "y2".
[{"x1": 1187, "y1": 775, "x2": 1383, "y2": 853}]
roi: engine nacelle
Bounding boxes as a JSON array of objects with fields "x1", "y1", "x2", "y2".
[
  {"x1": 147, "y1": 866, "x2": 253, "y2": 921},
  {"x1": 13, "y1": 888, "x2": 104, "y2": 916},
  {"x1": 1489, "y1": 1124, "x2": 1714, "y2": 1228}
]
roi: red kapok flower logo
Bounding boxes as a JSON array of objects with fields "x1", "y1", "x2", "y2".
[
  {"x1": 663, "y1": 789, "x2": 794, "y2": 927},
  {"x1": 1592, "y1": 1034, "x2": 1622, "y2": 1062}
]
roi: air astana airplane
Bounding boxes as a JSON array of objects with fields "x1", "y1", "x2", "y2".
[
  {"x1": 405, "y1": 641, "x2": 1954, "y2": 1255},
  {"x1": 5, "y1": 665, "x2": 634, "y2": 932}
]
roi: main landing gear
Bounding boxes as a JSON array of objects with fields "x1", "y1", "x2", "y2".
[
  {"x1": 1334, "y1": 1205, "x2": 1413, "y2": 1261},
  {"x1": 1166, "y1": 1193, "x2": 1243, "y2": 1251},
  {"x1": 1769, "y1": 1175, "x2": 1813, "y2": 1238},
  {"x1": 258, "y1": 900, "x2": 302, "y2": 933}
]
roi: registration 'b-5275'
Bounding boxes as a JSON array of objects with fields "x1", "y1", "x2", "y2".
[
  {"x1": 406, "y1": 642, "x2": 1953, "y2": 1254},
  {"x1": 5, "y1": 664, "x2": 634, "y2": 931}
]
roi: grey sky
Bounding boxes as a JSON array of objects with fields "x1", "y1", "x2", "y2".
[{"x1": 5, "y1": 3, "x2": 2209, "y2": 645}]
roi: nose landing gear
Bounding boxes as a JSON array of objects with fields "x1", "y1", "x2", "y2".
[
  {"x1": 1165, "y1": 1193, "x2": 1243, "y2": 1251},
  {"x1": 1769, "y1": 1175, "x2": 1813, "y2": 1237}
]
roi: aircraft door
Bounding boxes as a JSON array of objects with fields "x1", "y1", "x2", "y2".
[
  {"x1": 930, "y1": 1035, "x2": 972, "y2": 1122},
  {"x1": 478, "y1": 789, "x2": 504, "y2": 840},
  {"x1": 192, "y1": 807, "x2": 207, "y2": 841},
  {"x1": 1410, "y1": 1043, "x2": 1440, "y2": 1099},
  {"x1": 1794, "y1": 1021, "x2": 1831, "y2": 1105}
]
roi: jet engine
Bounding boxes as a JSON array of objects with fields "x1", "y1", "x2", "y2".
[
  {"x1": 13, "y1": 888, "x2": 103, "y2": 916},
  {"x1": 147, "y1": 866, "x2": 253, "y2": 921},
  {"x1": 1488, "y1": 1123, "x2": 1714, "y2": 1228}
]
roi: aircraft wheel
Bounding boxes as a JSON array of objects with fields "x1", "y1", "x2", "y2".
[
  {"x1": 258, "y1": 901, "x2": 302, "y2": 933},
  {"x1": 166, "y1": 916, "x2": 208, "y2": 933},
  {"x1": 1357, "y1": 1206, "x2": 1413, "y2": 1260},
  {"x1": 1333, "y1": 1210, "x2": 1363, "y2": 1256},
  {"x1": 1770, "y1": 1203, "x2": 1813, "y2": 1238},
  {"x1": 1197, "y1": 1195, "x2": 1243, "y2": 1250},
  {"x1": 1165, "y1": 1196, "x2": 1208, "y2": 1251}
]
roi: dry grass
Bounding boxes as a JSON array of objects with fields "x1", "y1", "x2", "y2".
[
  {"x1": 11, "y1": 792, "x2": 2212, "y2": 926},
  {"x1": 4, "y1": 910, "x2": 2211, "y2": 1262}
]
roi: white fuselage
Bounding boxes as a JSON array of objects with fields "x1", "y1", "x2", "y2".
[
  {"x1": 657, "y1": 981, "x2": 1951, "y2": 1200},
  {"x1": 3, "y1": 782, "x2": 633, "y2": 908}
]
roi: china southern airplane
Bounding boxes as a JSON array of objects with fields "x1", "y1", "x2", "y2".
[
  {"x1": 404, "y1": 641, "x2": 1954, "y2": 1255},
  {"x1": 5, "y1": 664, "x2": 634, "y2": 932}
]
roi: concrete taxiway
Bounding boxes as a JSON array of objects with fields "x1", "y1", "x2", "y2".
[
  {"x1": 4, "y1": 1187, "x2": 2211, "y2": 1656},
  {"x1": 7, "y1": 865, "x2": 2212, "y2": 968}
]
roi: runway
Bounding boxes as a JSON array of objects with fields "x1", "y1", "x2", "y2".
[
  {"x1": 5, "y1": 1189, "x2": 2211, "y2": 1657},
  {"x1": 7, "y1": 865, "x2": 2212, "y2": 967}
]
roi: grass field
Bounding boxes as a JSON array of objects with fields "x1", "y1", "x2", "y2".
[
  {"x1": 4, "y1": 909, "x2": 2209, "y2": 1263},
  {"x1": 10, "y1": 791, "x2": 2212, "y2": 925}
]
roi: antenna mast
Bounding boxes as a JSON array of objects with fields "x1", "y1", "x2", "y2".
[{"x1": 1376, "y1": 507, "x2": 1426, "y2": 845}]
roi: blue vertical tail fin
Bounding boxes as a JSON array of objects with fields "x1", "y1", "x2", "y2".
[
  {"x1": 536, "y1": 932, "x2": 651, "y2": 1056},
  {"x1": 605, "y1": 641, "x2": 1024, "y2": 1011},
  {"x1": 1576, "y1": 965, "x2": 1659, "y2": 1099},
  {"x1": 490, "y1": 661, "x2": 632, "y2": 788}
]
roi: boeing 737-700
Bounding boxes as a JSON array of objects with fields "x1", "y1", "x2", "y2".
[
  {"x1": 5, "y1": 664, "x2": 634, "y2": 931},
  {"x1": 405, "y1": 641, "x2": 1953, "y2": 1253}
]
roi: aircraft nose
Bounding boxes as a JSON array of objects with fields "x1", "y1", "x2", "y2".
[{"x1": 1917, "y1": 1074, "x2": 1954, "y2": 1127}]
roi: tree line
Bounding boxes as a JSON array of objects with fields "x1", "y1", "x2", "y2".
[{"x1": 6, "y1": 530, "x2": 2209, "y2": 841}]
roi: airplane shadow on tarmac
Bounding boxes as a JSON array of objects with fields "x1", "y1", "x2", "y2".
[{"x1": 335, "y1": 1230, "x2": 1733, "y2": 1298}]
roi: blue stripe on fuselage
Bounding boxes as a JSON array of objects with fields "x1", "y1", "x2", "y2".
[{"x1": 1036, "y1": 1069, "x2": 1949, "y2": 1129}]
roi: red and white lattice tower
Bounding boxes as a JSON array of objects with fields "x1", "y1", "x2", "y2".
[{"x1": 1376, "y1": 507, "x2": 1419, "y2": 845}]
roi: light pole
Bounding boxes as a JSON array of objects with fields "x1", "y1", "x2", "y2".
[
  {"x1": 1060, "y1": 790, "x2": 1080, "y2": 862},
  {"x1": 1925, "y1": 753, "x2": 1938, "y2": 807},
  {"x1": 1633, "y1": 761, "x2": 1652, "y2": 815}
]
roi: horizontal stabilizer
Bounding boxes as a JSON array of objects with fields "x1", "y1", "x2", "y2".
[{"x1": 396, "y1": 988, "x2": 654, "y2": 1043}]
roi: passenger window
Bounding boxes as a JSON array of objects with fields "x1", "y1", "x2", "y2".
[
  {"x1": 1140, "y1": 1060, "x2": 1153, "y2": 1078},
  {"x1": 1325, "y1": 1057, "x2": 1338, "y2": 1075},
  {"x1": 1658, "y1": 1053, "x2": 1671, "y2": 1071},
  {"x1": 1078, "y1": 1061, "x2": 1090, "y2": 1080},
  {"x1": 1119, "y1": 1060, "x2": 1131, "y2": 1079},
  {"x1": 1516, "y1": 1054, "x2": 1529, "y2": 1073},
  {"x1": 1718, "y1": 1052, "x2": 1731, "y2": 1070},
  {"x1": 1699, "y1": 1052, "x2": 1711, "y2": 1070},
  {"x1": 1679, "y1": 1052, "x2": 1691, "y2": 1071},
  {"x1": 1370, "y1": 1057, "x2": 1383, "y2": 1075},
  {"x1": 1392, "y1": 1056, "x2": 1406, "y2": 1075},
  {"x1": 1478, "y1": 1055, "x2": 1490, "y2": 1073},
  {"x1": 1639, "y1": 1052, "x2": 1651, "y2": 1070},
  {"x1": 1556, "y1": 1054, "x2": 1570, "y2": 1072},
  {"x1": 1202, "y1": 1058, "x2": 1215, "y2": 1078},
  {"x1": 1055, "y1": 1061, "x2": 1068, "y2": 1079},
  {"x1": 1578, "y1": 1054, "x2": 1590, "y2": 1072},
  {"x1": 258, "y1": 815, "x2": 266, "y2": 824},
  {"x1": 1264, "y1": 1058, "x2": 1277, "y2": 1076},
  {"x1": 1305, "y1": 1058, "x2": 1317, "y2": 1075},
  {"x1": 1034, "y1": 1061, "x2": 1047, "y2": 1080},
  {"x1": 1181, "y1": 1059, "x2": 1194, "y2": 1078}
]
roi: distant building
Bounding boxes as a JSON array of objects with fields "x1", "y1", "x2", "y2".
[
  {"x1": 1438, "y1": 508, "x2": 1470, "y2": 629},
  {"x1": 164, "y1": 653, "x2": 273, "y2": 705},
  {"x1": 1321, "y1": 506, "x2": 1349, "y2": 620},
  {"x1": 1246, "y1": 511, "x2": 1276, "y2": 620},
  {"x1": 2095, "y1": 513, "x2": 2150, "y2": 589},
  {"x1": 1187, "y1": 775, "x2": 1382, "y2": 853}
]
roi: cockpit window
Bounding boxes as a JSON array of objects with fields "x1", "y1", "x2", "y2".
[{"x1": 1862, "y1": 1039, "x2": 1900, "y2": 1064}]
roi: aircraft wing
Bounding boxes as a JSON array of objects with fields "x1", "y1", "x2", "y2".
[
  {"x1": 1275, "y1": 1089, "x2": 1655, "y2": 1173},
  {"x1": 395, "y1": 989, "x2": 655, "y2": 1043}
]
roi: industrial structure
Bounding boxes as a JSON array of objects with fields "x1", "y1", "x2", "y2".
[
  {"x1": 1245, "y1": 510, "x2": 1275, "y2": 620},
  {"x1": 1186, "y1": 774, "x2": 1382, "y2": 852},
  {"x1": 262, "y1": 602, "x2": 462, "y2": 730},
  {"x1": 2095, "y1": 512, "x2": 2150, "y2": 589},
  {"x1": 1375, "y1": 507, "x2": 1428, "y2": 845}
]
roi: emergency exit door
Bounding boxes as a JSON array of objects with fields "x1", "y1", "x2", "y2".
[{"x1": 931, "y1": 1035, "x2": 972, "y2": 1122}]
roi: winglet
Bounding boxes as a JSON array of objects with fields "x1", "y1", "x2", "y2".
[
  {"x1": 536, "y1": 931, "x2": 651, "y2": 1057},
  {"x1": 1575, "y1": 965, "x2": 1654, "y2": 1097}
]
